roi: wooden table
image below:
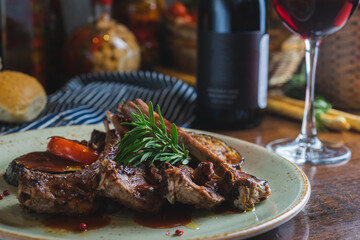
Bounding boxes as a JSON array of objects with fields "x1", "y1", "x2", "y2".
[{"x1": 217, "y1": 114, "x2": 360, "y2": 240}]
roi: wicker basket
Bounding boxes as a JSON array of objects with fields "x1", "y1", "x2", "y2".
[
  {"x1": 316, "y1": 10, "x2": 360, "y2": 110},
  {"x1": 268, "y1": 35, "x2": 305, "y2": 87}
]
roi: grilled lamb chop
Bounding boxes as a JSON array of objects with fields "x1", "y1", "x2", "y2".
[
  {"x1": 160, "y1": 162, "x2": 224, "y2": 209},
  {"x1": 223, "y1": 171, "x2": 270, "y2": 210},
  {"x1": 5, "y1": 129, "x2": 107, "y2": 187},
  {"x1": 97, "y1": 159, "x2": 165, "y2": 214},
  {"x1": 17, "y1": 162, "x2": 101, "y2": 216},
  {"x1": 120, "y1": 99, "x2": 241, "y2": 175},
  {"x1": 121, "y1": 99, "x2": 271, "y2": 210},
  {"x1": 107, "y1": 110, "x2": 225, "y2": 210},
  {"x1": 97, "y1": 113, "x2": 165, "y2": 214},
  {"x1": 15, "y1": 126, "x2": 121, "y2": 216}
]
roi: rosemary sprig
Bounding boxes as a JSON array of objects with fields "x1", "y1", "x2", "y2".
[{"x1": 115, "y1": 102, "x2": 190, "y2": 166}]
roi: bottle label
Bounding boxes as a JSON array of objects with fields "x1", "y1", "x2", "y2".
[{"x1": 197, "y1": 32, "x2": 269, "y2": 110}]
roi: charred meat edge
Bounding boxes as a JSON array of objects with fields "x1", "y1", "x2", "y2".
[{"x1": 190, "y1": 133, "x2": 244, "y2": 170}]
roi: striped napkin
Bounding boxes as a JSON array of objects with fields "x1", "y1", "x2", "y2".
[{"x1": 0, "y1": 71, "x2": 196, "y2": 135}]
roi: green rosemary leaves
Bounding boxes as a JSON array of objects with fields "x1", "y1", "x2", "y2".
[{"x1": 115, "y1": 102, "x2": 190, "y2": 166}]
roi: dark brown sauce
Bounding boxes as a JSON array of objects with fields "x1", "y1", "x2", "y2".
[
  {"x1": 134, "y1": 204, "x2": 192, "y2": 229},
  {"x1": 16, "y1": 151, "x2": 85, "y2": 172},
  {"x1": 41, "y1": 205, "x2": 245, "y2": 232},
  {"x1": 42, "y1": 214, "x2": 111, "y2": 232}
]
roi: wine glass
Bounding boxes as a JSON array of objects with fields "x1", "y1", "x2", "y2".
[{"x1": 267, "y1": 0, "x2": 359, "y2": 164}]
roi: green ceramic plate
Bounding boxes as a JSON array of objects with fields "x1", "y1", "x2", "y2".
[{"x1": 0, "y1": 125, "x2": 310, "y2": 240}]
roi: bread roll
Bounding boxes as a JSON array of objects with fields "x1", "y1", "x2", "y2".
[{"x1": 0, "y1": 71, "x2": 47, "y2": 123}]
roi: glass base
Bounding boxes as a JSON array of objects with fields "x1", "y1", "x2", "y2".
[{"x1": 266, "y1": 137, "x2": 351, "y2": 165}]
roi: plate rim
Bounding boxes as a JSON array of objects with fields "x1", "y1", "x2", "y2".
[{"x1": 0, "y1": 124, "x2": 311, "y2": 240}]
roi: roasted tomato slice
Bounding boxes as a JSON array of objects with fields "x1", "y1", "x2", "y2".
[{"x1": 47, "y1": 137, "x2": 99, "y2": 165}]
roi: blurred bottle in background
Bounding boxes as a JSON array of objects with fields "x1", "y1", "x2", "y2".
[
  {"x1": 3, "y1": 0, "x2": 48, "y2": 85},
  {"x1": 112, "y1": 0, "x2": 163, "y2": 69},
  {"x1": 1, "y1": 0, "x2": 100, "y2": 93},
  {"x1": 45, "y1": 0, "x2": 67, "y2": 93},
  {"x1": 195, "y1": 0, "x2": 268, "y2": 130},
  {"x1": 1, "y1": 0, "x2": 70, "y2": 93}
]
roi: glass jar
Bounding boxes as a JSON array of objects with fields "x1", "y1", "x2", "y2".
[{"x1": 64, "y1": 13, "x2": 141, "y2": 77}]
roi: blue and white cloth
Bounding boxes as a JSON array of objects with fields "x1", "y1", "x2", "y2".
[{"x1": 0, "y1": 71, "x2": 196, "y2": 135}]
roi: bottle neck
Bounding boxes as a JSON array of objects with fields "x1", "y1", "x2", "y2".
[{"x1": 198, "y1": 0, "x2": 266, "y2": 33}]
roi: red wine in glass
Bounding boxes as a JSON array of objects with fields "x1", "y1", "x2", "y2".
[
  {"x1": 273, "y1": 0, "x2": 359, "y2": 39},
  {"x1": 267, "y1": 0, "x2": 359, "y2": 164}
]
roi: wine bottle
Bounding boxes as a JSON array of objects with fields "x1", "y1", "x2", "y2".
[{"x1": 195, "y1": 0, "x2": 268, "y2": 130}]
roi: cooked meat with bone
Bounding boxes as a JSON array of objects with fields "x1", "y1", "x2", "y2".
[
  {"x1": 223, "y1": 171, "x2": 270, "y2": 210},
  {"x1": 12, "y1": 98, "x2": 270, "y2": 216},
  {"x1": 121, "y1": 99, "x2": 242, "y2": 176},
  {"x1": 87, "y1": 130, "x2": 106, "y2": 153},
  {"x1": 15, "y1": 127, "x2": 120, "y2": 216},
  {"x1": 160, "y1": 162, "x2": 224, "y2": 209},
  {"x1": 5, "y1": 130, "x2": 106, "y2": 187},
  {"x1": 96, "y1": 110, "x2": 165, "y2": 214},
  {"x1": 120, "y1": 99, "x2": 271, "y2": 210},
  {"x1": 17, "y1": 162, "x2": 101, "y2": 216},
  {"x1": 98, "y1": 159, "x2": 165, "y2": 214}
]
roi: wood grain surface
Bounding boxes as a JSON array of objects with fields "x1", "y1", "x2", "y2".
[{"x1": 216, "y1": 114, "x2": 360, "y2": 240}]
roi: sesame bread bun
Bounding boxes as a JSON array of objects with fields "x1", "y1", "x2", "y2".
[{"x1": 0, "y1": 71, "x2": 47, "y2": 123}]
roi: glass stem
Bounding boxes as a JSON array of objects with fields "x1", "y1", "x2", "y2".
[{"x1": 300, "y1": 39, "x2": 321, "y2": 142}]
